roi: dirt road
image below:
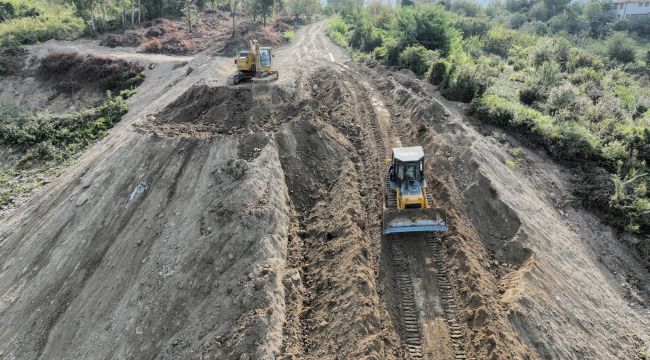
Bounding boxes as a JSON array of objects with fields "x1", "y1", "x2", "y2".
[{"x1": 0, "y1": 20, "x2": 648, "y2": 360}]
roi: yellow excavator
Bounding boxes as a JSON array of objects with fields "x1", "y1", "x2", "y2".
[
  {"x1": 383, "y1": 146, "x2": 448, "y2": 235},
  {"x1": 229, "y1": 39, "x2": 279, "y2": 85}
]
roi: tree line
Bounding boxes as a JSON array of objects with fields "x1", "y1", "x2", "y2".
[{"x1": 63, "y1": 0, "x2": 320, "y2": 35}]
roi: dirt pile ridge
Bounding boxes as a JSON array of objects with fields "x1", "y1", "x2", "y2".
[
  {"x1": 0, "y1": 61, "x2": 404, "y2": 359},
  {"x1": 2, "y1": 18, "x2": 648, "y2": 360},
  {"x1": 369, "y1": 67, "x2": 650, "y2": 359}
]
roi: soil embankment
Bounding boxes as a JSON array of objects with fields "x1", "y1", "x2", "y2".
[{"x1": 0, "y1": 19, "x2": 648, "y2": 360}]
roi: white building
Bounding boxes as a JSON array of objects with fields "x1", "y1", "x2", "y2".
[{"x1": 611, "y1": 0, "x2": 650, "y2": 20}]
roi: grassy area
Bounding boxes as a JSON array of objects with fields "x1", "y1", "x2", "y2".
[
  {"x1": 0, "y1": 91, "x2": 131, "y2": 207},
  {"x1": 0, "y1": 0, "x2": 85, "y2": 44},
  {"x1": 0, "y1": 49, "x2": 145, "y2": 209},
  {"x1": 328, "y1": 1, "x2": 649, "y2": 258}
]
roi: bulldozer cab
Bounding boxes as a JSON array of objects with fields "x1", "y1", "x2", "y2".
[
  {"x1": 383, "y1": 146, "x2": 448, "y2": 235},
  {"x1": 390, "y1": 147, "x2": 427, "y2": 209}
]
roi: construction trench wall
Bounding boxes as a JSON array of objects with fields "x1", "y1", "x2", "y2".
[{"x1": 0, "y1": 55, "x2": 648, "y2": 359}]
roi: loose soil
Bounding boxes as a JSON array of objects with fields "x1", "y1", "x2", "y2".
[{"x1": 0, "y1": 20, "x2": 648, "y2": 360}]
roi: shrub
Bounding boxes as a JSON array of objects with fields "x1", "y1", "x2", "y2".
[
  {"x1": 531, "y1": 39, "x2": 553, "y2": 66},
  {"x1": 519, "y1": 20, "x2": 548, "y2": 35},
  {"x1": 519, "y1": 85, "x2": 542, "y2": 105},
  {"x1": 455, "y1": 15, "x2": 491, "y2": 38},
  {"x1": 0, "y1": 92, "x2": 128, "y2": 162},
  {"x1": 323, "y1": 4, "x2": 335, "y2": 16},
  {"x1": 349, "y1": 14, "x2": 382, "y2": 52},
  {"x1": 0, "y1": 3, "x2": 84, "y2": 45},
  {"x1": 327, "y1": 16, "x2": 348, "y2": 36},
  {"x1": 551, "y1": 122, "x2": 599, "y2": 160},
  {"x1": 484, "y1": 25, "x2": 517, "y2": 57},
  {"x1": 450, "y1": 0, "x2": 483, "y2": 17},
  {"x1": 377, "y1": 36, "x2": 409, "y2": 66},
  {"x1": 507, "y1": 13, "x2": 527, "y2": 29},
  {"x1": 442, "y1": 62, "x2": 485, "y2": 102},
  {"x1": 284, "y1": 30, "x2": 295, "y2": 41},
  {"x1": 142, "y1": 39, "x2": 162, "y2": 53},
  {"x1": 548, "y1": 83, "x2": 579, "y2": 113},
  {"x1": 528, "y1": 2, "x2": 549, "y2": 21},
  {"x1": 393, "y1": 5, "x2": 460, "y2": 56},
  {"x1": 429, "y1": 59, "x2": 447, "y2": 85},
  {"x1": 602, "y1": 140, "x2": 628, "y2": 162},
  {"x1": 397, "y1": 44, "x2": 433, "y2": 76},
  {"x1": 606, "y1": 32, "x2": 636, "y2": 64}
]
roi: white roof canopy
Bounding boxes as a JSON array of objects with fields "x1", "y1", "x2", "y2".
[{"x1": 393, "y1": 146, "x2": 424, "y2": 162}]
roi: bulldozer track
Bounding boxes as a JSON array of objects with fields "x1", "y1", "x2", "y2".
[
  {"x1": 425, "y1": 234, "x2": 468, "y2": 360},
  {"x1": 392, "y1": 237, "x2": 425, "y2": 359},
  {"x1": 356, "y1": 66, "x2": 468, "y2": 359}
]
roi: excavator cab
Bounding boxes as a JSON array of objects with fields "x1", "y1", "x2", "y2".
[
  {"x1": 231, "y1": 40, "x2": 279, "y2": 84},
  {"x1": 383, "y1": 146, "x2": 448, "y2": 235}
]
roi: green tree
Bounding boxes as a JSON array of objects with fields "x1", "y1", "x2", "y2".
[
  {"x1": 182, "y1": 0, "x2": 201, "y2": 33},
  {"x1": 606, "y1": 32, "x2": 636, "y2": 64},
  {"x1": 259, "y1": 0, "x2": 274, "y2": 25},
  {"x1": 583, "y1": 0, "x2": 603, "y2": 22},
  {"x1": 393, "y1": 5, "x2": 459, "y2": 56},
  {"x1": 543, "y1": 0, "x2": 571, "y2": 15}
]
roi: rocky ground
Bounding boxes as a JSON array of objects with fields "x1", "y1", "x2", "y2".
[{"x1": 0, "y1": 19, "x2": 648, "y2": 360}]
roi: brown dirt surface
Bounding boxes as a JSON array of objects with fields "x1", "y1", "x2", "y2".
[{"x1": 0, "y1": 19, "x2": 649, "y2": 360}]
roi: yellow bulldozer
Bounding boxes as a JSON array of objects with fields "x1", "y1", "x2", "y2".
[
  {"x1": 383, "y1": 146, "x2": 448, "y2": 235},
  {"x1": 229, "y1": 39, "x2": 279, "y2": 85}
]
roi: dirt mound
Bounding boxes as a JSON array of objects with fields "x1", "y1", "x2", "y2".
[
  {"x1": 39, "y1": 52, "x2": 144, "y2": 92},
  {"x1": 99, "y1": 30, "x2": 145, "y2": 48},
  {"x1": 371, "y1": 65, "x2": 650, "y2": 359},
  {"x1": 135, "y1": 83, "x2": 294, "y2": 137}
]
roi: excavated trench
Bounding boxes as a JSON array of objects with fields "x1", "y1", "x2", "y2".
[
  {"x1": 128, "y1": 66, "x2": 540, "y2": 359},
  {"x1": 2, "y1": 56, "x2": 645, "y2": 360}
]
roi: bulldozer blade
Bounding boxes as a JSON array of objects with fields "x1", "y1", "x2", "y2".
[{"x1": 382, "y1": 208, "x2": 448, "y2": 235}]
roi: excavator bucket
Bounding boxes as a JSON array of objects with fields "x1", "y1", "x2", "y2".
[{"x1": 382, "y1": 208, "x2": 448, "y2": 235}]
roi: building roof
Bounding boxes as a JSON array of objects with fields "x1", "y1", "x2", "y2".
[{"x1": 393, "y1": 146, "x2": 424, "y2": 162}]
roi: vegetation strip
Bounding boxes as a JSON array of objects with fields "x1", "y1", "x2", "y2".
[{"x1": 328, "y1": 1, "x2": 649, "y2": 258}]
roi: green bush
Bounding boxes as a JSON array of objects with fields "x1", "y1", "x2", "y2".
[
  {"x1": 429, "y1": 59, "x2": 447, "y2": 85},
  {"x1": 0, "y1": 3, "x2": 85, "y2": 45},
  {"x1": 397, "y1": 44, "x2": 432, "y2": 76},
  {"x1": 547, "y1": 83, "x2": 579, "y2": 113},
  {"x1": 519, "y1": 85, "x2": 542, "y2": 105},
  {"x1": 0, "y1": 92, "x2": 127, "y2": 162},
  {"x1": 393, "y1": 5, "x2": 460, "y2": 56},
  {"x1": 284, "y1": 30, "x2": 295, "y2": 41},
  {"x1": 606, "y1": 32, "x2": 636, "y2": 64},
  {"x1": 442, "y1": 61, "x2": 485, "y2": 102},
  {"x1": 323, "y1": 4, "x2": 335, "y2": 16},
  {"x1": 349, "y1": 14, "x2": 382, "y2": 52},
  {"x1": 377, "y1": 36, "x2": 409, "y2": 66},
  {"x1": 455, "y1": 15, "x2": 491, "y2": 38},
  {"x1": 484, "y1": 25, "x2": 517, "y2": 57},
  {"x1": 327, "y1": 16, "x2": 348, "y2": 36}
]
